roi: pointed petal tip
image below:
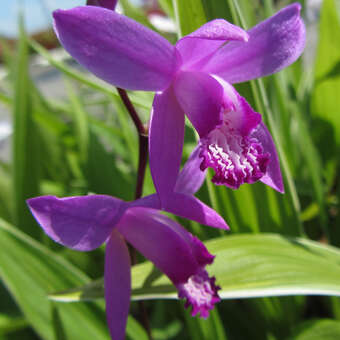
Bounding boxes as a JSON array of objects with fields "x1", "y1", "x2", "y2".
[
  {"x1": 202, "y1": 3, "x2": 305, "y2": 83},
  {"x1": 291, "y1": 2, "x2": 302, "y2": 12},
  {"x1": 277, "y1": 182, "x2": 285, "y2": 194},
  {"x1": 164, "y1": 192, "x2": 230, "y2": 230},
  {"x1": 52, "y1": 8, "x2": 69, "y2": 21},
  {"x1": 27, "y1": 195, "x2": 126, "y2": 251},
  {"x1": 262, "y1": 179, "x2": 285, "y2": 194},
  {"x1": 26, "y1": 195, "x2": 52, "y2": 210}
]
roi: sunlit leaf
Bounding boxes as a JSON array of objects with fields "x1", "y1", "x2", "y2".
[{"x1": 49, "y1": 234, "x2": 340, "y2": 302}]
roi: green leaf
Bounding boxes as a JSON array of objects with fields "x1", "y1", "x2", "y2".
[
  {"x1": 183, "y1": 307, "x2": 228, "y2": 340},
  {"x1": 0, "y1": 315, "x2": 28, "y2": 336},
  {"x1": 86, "y1": 128, "x2": 133, "y2": 200},
  {"x1": 158, "y1": 0, "x2": 174, "y2": 18},
  {"x1": 0, "y1": 91, "x2": 11, "y2": 107},
  {"x1": 28, "y1": 39, "x2": 114, "y2": 97},
  {"x1": 49, "y1": 234, "x2": 340, "y2": 302},
  {"x1": 126, "y1": 316, "x2": 149, "y2": 340},
  {"x1": 286, "y1": 319, "x2": 340, "y2": 340},
  {"x1": 0, "y1": 165, "x2": 14, "y2": 222},
  {"x1": 12, "y1": 19, "x2": 41, "y2": 237},
  {"x1": 65, "y1": 80, "x2": 89, "y2": 164},
  {"x1": 172, "y1": 0, "x2": 207, "y2": 37},
  {"x1": 120, "y1": 0, "x2": 156, "y2": 30},
  {"x1": 312, "y1": 0, "x2": 340, "y2": 156},
  {"x1": 0, "y1": 218, "x2": 110, "y2": 340}
]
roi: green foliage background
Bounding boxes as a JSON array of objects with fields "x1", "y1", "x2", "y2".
[{"x1": 0, "y1": 0, "x2": 340, "y2": 339}]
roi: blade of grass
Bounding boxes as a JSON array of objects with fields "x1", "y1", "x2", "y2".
[{"x1": 12, "y1": 18, "x2": 41, "y2": 238}]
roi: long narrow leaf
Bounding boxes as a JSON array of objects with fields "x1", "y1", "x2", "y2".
[{"x1": 49, "y1": 234, "x2": 340, "y2": 302}]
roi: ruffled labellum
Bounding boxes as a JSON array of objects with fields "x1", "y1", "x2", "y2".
[{"x1": 199, "y1": 88, "x2": 270, "y2": 189}]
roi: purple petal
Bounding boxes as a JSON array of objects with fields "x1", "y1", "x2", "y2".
[
  {"x1": 118, "y1": 207, "x2": 199, "y2": 282},
  {"x1": 86, "y1": 0, "x2": 117, "y2": 10},
  {"x1": 177, "y1": 268, "x2": 220, "y2": 318},
  {"x1": 129, "y1": 194, "x2": 161, "y2": 209},
  {"x1": 186, "y1": 19, "x2": 249, "y2": 41},
  {"x1": 149, "y1": 87, "x2": 185, "y2": 205},
  {"x1": 27, "y1": 195, "x2": 127, "y2": 251},
  {"x1": 164, "y1": 192, "x2": 229, "y2": 230},
  {"x1": 251, "y1": 123, "x2": 284, "y2": 193},
  {"x1": 53, "y1": 6, "x2": 176, "y2": 91},
  {"x1": 201, "y1": 3, "x2": 306, "y2": 83},
  {"x1": 105, "y1": 230, "x2": 131, "y2": 340},
  {"x1": 174, "y1": 146, "x2": 207, "y2": 195},
  {"x1": 174, "y1": 71, "x2": 223, "y2": 137},
  {"x1": 131, "y1": 191, "x2": 228, "y2": 230},
  {"x1": 197, "y1": 78, "x2": 270, "y2": 190},
  {"x1": 176, "y1": 19, "x2": 248, "y2": 70},
  {"x1": 118, "y1": 207, "x2": 220, "y2": 317}
]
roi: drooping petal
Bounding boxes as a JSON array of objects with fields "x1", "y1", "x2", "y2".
[
  {"x1": 164, "y1": 192, "x2": 229, "y2": 230},
  {"x1": 251, "y1": 122, "x2": 284, "y2": 193},
  {"x1": 173, "y1": 71, "x2": 223, "y2": 137},
  {"x1": 117, "y1": 207, "x2": 220, "y2": 317},
  {"x1": 176, "y1": 19, "x2": 249, "y2": 70},
  {"x1": 118, "y1": 207, "x2": 198, "y2": 282},
  {"x1": 27, "y1": 195, "x2": 127, "y2": 251},
  {"x1": 174, "y1": 146, "x2": 207, "y2": 195},
  {"x1": 86, "y1": 0, "x2": 117, "y2": 10},
  {"x1": 53, "y1": 6, "x2": 176, "y2": 91},
  {"x1": 105, "y1": 230, "x2": 131, "y2": 340},
  {"x1": 201, "y1": 3, "x2": 305, "y2": 83},
  {"x1": 149, "y1": 87, "x2": 185, "y2": 206}
]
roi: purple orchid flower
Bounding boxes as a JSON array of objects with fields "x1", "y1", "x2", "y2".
[
  {"x1": 27, "y1": 151, "x2": 226, "y2": 340},
  {"x1": 86, "y1": 0, "x2": 117, "y2": 10},
  {"x1": 52, "y1": 4, "x2": 305, "y2": 206}
]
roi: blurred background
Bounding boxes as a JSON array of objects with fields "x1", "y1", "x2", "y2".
[{"x1": 1, "y1": 1, "x2": 340, "y2": 340}]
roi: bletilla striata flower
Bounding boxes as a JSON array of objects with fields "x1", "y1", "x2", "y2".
[
  {"x1": 53, "y1": 4, "x2": 305, "y2": 206},
  {"x1": 27, "y1": 151, "x2": 226, "y2": 340},
  {"x1": 86, "y1": 0, "x2": 117, "y2": 10}
]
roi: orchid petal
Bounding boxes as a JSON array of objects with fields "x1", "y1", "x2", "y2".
[
  {"x1": 130, "y1": 191, "x2": 228, "y2": 230},
  {"x1": 176, "y1": 19, "x2": 248, "y2": 70},
  {"x1": 53, "y1": 6, "x2": 176, "y2": 91},
  {"x1": 163, "y1": 192, "x2": 229, "y2": 230},
  {"x1": 186, "y1": 19, "x2": 249, "y2": 41},
  {"x1": 175, "y1": 146, "x2": 207, "y2": 195},
  {"x1": 87, "y1": 0, "x2": 117, "y2": 10},
  {"x1": 117, "y1": 207, "x2": 200, "y2": 283},
  {"x1": 197, "y1": 80, "x2": 269, "y2": 189},
  {"x1": 201, "y1": 3, "x2": 305, "y2": 83},
  {"x1": 118, "y1": 208, "x2": 220, "y2": 317},
  {"x1": 174, "y1": 71, "x2": 223, "y2": 137},
  {"x1": 27, "y1": 195, "x2": 126, "y2": 251},
  {"x1": 105, "y1": 230, "x2": 131, "y2": 340},
  {"x1": 149, "y1": 87, "x2": 185, "y2": 205},
  {"x1": 251, "y1": 123, "x2": 284, "y2": 193},
  {"x1": 129, "y1": 193, "x2": 161, "y2": 209}
]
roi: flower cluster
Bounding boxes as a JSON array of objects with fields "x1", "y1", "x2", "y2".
[{"x1": 28, "y1": 1, "x2": 305, "y2": 340}]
